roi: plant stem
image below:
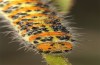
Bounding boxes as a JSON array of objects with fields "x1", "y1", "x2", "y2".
[
  {"x1": 42, "y1": 53, "x2": 72, "y2": 65},
  {"x1": 53, "y1": 0, "x2": 74, "y2": 13}
]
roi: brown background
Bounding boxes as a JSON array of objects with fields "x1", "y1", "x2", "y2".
[{"x1": 0, "y1": 0, "x2": 100, "y2": 65}]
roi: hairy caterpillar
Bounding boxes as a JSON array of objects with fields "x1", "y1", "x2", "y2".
[{"x1": 0, "y1": 0, "x2": 74, "y2": 54}]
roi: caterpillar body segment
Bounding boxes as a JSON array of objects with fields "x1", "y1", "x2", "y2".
[{"x1": 0, "y1": 0, "x2": 74, "y2": 54}]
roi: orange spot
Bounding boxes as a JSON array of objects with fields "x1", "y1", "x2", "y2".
[
  {"x1": 8, "y1": 6, "x2": 49, "y2": 17},
  {"x1": 20, "y1": 14, "x2": 48, "y2": 19},
  {"x1": 64, "y1": 42, "x2": 73, "y2": 50},
  {"x1": 19, "y1": 14, "x2": 58, "y2": 21},
  {"x1": 28, "y1": 26, "x2": 33, "y2": 29},
  {"x1": 12, "y1": 14, "x2": 58, "y2": 25},
  {"x1": 3, "y1": 0, "x2": 38, "y2": 11},
  {"x1": 23, "y1": 22, "x2": 27, "y2": 25},
  {"x1": 0, "y1": 0, "x2": 2, "y2": 2},
  {"x1": 32, "y1": 24, "x2": 52, "y2": 26},
  {"x1": 18, "y1": 26, "x2": 21, "y2": 29},
  {"x1": 13, "y1": 20, "x2": 52, "y2": 27},
  {"x1": 21, "y1": 30, "x2": 27, "y2": 35},
  {"x1": 37, "y1": 43, "x2": 52, "y2": 51},
  {"x1": 29, "y1": 32, "x2": 69, "y2": 42}
]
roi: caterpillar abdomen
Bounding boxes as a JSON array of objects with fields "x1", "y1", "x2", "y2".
[{"x1": 0, "y1": 0, "x2": 73, "y2": 54}]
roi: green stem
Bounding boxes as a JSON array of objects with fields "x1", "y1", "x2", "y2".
[
  {"x1": 53, "y1": 0, "x2": 74, "y2": 13},
  {"x1": 42, "y1": 54, "x2": 72, "y2": 65}
]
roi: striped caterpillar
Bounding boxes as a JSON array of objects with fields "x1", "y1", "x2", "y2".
[{"x1": 0, "y1": 0, "x2": 74, "y2": 54}]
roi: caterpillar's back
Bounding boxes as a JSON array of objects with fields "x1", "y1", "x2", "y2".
[{"x1": 0, "y1": 0, "x2": 74, "y2": 54}]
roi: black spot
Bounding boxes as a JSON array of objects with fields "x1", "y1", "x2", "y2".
[
  {"x1": 12, "y1": 6, "x2": 19, "y2": 9},
  {"x1": 22, "y1": 19, "x2": 32, "y2": 21},
  {"x1": 65, "y1": 36, "x2": 70, "y2": 40},
  {"x1": 41, "y1": 25, "x2": 45, "y2": 27},
  {"x1": 54, "y1": 19, "x2": 60, "y2": 22},
  {"x1": 32, "y1": 16, "x2": 37, "y2": 18},
  {"x1": 16, "y1": 22, "x2": 20, "y2": 25},
  {"x1": 32, "y1": 46, "x2": 36, "y2": 49},
  {"x1": 59, "y1": 36, "x2": 65, "y2": 40},
  {"x1": 52, "y1": 25, "x2": 60, "y2": 31},
  {"x1": 33, "y1": 32, "x2": 38, "y2": 35},
  {"x1": 41, "y1": 39, "x2": 46, "y2": 42},
  {"x1": 56, "y1": 36, "x2": 61, "y2": 38},
  {"x1": 37, "y1": 31, "x2": 42, "y2": 34},
  {"x1": 3, "y1": 10, "x2": 12, "y2": 13},
  {"x1": 42, "y1": 11, "x2": 50, "y2": 14},
  {"x1": 43, "y1": 4, "x2": 49, "y2": 8},
  {"x1": 26, "y1": 22, "x2": 33, "y2": 26},
  {"x1": 16, "y1": 21, "x2": 23, "y2": 25},
  {"x1": 34, "y1": 41, "x2": 39, "y2": 44},
  {"x1": 48, "y1": 48, "x2": 51, "y2": 49},
  {"x1": 42, "y1": 27, "x2": 49, "y2": 32},
  {"x1": 26, "y1": 10, "x2": 31, "y2": 12},
  {"x1": 36, "y1": 3, "x2": 42, "y2": 6},
  {"x1": 44, "y1": 51, "x2": 50, "y2": 53},
  {"x1": 26, "y1": 2, "x2": 31, "y2": 4},
  {"x1": 17, "y1": 3, "x2": 22, "y2": 5},
  {"x1": 32, "y1": 27, "x2": 38, "y2": 30},
  {"x1": 38, "y1": 50, "x2": 43, "y2": 53},
  {"x1": 50, "y1": 43, "x2": 54, "y2": 46},
  {"x1": 61, "y1": 27, "x2": 69, "y2": 33},
  {"x1": 12, "y1": 15, "x2": 19, "y2": 19},
  {"x1": 21, "y1": 25, "x2": 27, "y2": 30},
  {"x1": 17, "y1": 13, "x2": 27, "y2": 15},
  {"x1": 52, "y1": 20, "x2": 59, "y2": 24},
  {"x1": 51, "y1": 12, "x2": 56, "y2": 15},
  {"x1": 64, "y1": 50, "x2": 69, "y2": 52},
  {"x1": 35, "y1": 9, "x2": 41, "y2": 11},
  {"x1": 61, "y1": 44, "x2": 65, "y2": 46},
  {"x1": 36, "y1": 37, "x2": 41, "y2": 40},
  {"x1": 57, "y1": 36, "x2": 69, "y2": 40},
  {"x1": 46, "y1": 37, "x2": 53, "y2": 41},
  {"x1": 27, "y1": 30, "x2": 33, "y2": 35},
  {"x1": 52, "y1": 51, "x2": 62, "y2": 53}
]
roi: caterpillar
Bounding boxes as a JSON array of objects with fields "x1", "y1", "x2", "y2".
[{"x1": 0, "y1": 0, "x2": 74, "y2": 54}]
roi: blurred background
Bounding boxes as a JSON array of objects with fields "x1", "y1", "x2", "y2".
[
  {"x1": 0, "y1": 0, "x2": 100, "y2": 65},
  {"x1": 67, "y1": 0, "x2": 100, "y2": 65}
]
